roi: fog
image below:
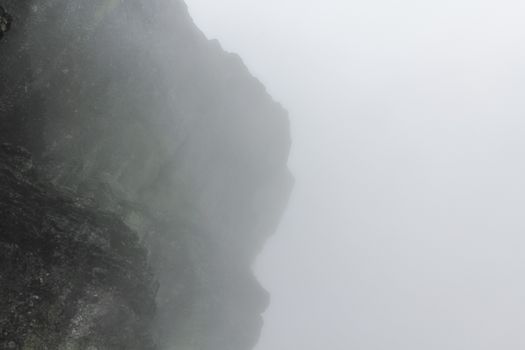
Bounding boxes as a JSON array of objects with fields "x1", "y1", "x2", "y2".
[{"x1": 186, "y1": 1, "x2": 525, "y2": 349}]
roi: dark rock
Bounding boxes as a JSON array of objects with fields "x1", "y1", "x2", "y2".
[
  {"x1": 1, "y1": 143, "x2": 32, "y2": 173},
  {"x1": 0, "y1": 145, "x2": 157, "y2": 350},
  {"x1": 0, "y1": 6, "x2": 12, "y2": 39}
]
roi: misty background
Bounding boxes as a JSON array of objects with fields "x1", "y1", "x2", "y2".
[{"x1": 186, "y1": 1, "x2": 525, "y2": 349}]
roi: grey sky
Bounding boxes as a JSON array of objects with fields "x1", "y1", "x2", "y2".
[{"x1": 186, "y1": 1, "x2": 525, "y2": 349}]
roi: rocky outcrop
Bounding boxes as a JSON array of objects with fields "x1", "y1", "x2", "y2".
[
  {"x1": 0, "y1": 144, "x2": 157, "y2": 349},
  {"x1": 0, "y1": 1, "x2": 292, "y2": 349}
]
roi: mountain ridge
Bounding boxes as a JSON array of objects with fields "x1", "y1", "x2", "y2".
[{"x1": 0, "y1": 1, "x2": 292, "y2": 349}]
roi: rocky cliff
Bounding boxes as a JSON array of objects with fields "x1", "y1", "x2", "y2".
[
  {"x1": 0, "y1": 1, "x2": 292, "y2": 349},
  {"x1": 0, "y1": 143, "x2": 157, "y2": 350}
]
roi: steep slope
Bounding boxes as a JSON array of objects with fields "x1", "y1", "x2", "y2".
[
  {"x1": 0, "y1": 144, "x2": 157, "y2": 349},
  {"x1": 0, "y1": 1, "x2": 292, "y2": 349}
]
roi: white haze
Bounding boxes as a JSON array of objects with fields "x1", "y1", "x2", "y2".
[{"x1": 186, "y1": 1, "x2": 525, "y2": 349}]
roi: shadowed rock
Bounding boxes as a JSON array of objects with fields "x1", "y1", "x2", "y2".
[{"x1": 0, "y1": 6, "x2": 12, "y2": 40}]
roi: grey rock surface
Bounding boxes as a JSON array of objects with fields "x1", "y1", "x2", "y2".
[
  {"x1": 0, "y1": 144, "x2": 157, "y2": 350},
  {"x1": 0, "y1": 1, "x2": 292, "y2": 349}
]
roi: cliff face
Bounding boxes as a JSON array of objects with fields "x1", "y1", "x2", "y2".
[
  {"x1": 0, "y1": 1, "x2": 292, "y2": 350},
  {"x1": 0, "y1": 144, "x2": 157, "y2": 350}
]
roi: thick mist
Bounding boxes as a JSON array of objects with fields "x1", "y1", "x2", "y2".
[
  {"x1": 187, "y1": 1, "x2": 525, "y2": 349},
  {"x1": 0, "y1": 1, "x2": 291, "y2": 348}
]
